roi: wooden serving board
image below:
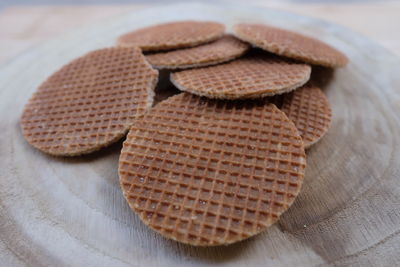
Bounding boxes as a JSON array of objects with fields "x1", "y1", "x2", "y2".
[{"x1": 0, "y1": 3, "x2": 400, "y2": 266}]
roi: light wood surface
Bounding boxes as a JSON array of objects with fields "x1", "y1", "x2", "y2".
[
  {"x1": 1, "y1": 2, "x2": 400, "y2": 266},
  {"x1": 1, "y1": 2, "x2": 400, "y2": 64}
]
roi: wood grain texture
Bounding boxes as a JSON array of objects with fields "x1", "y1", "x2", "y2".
[{"x1": 0, "y1": 3, "x2": 400, "y2": 266}]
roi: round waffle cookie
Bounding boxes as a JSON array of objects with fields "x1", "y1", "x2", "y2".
[
  {"x1": 280, "y1": 84, "x2": 332, "y2": 148},
  {"x1": 119, "y1": 93, "x2": 306, "y2": 246},
  {"x1": 117, "y1": 21, "x2": 225, "y2": 52},
  {"x1": 233, "y1": 23, "x2": 348, "y2": 68},
  {"x1": 21, "y1": 47, "x2": 158, "y2": 156},
  {"x1": 170, "y1": 53, "x2": 311, "y2": 99},
  {"x1": 146, "y1": 35, "x2": 249, "y2": 69}
]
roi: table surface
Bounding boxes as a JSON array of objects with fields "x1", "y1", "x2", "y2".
[{"x1": 0, "y1": 2, "x2": 400, "y2": 65}]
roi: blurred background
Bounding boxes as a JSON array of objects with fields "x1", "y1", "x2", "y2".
[{"x1": 0, "y1": 0, "x2": 399, "y2": 64}]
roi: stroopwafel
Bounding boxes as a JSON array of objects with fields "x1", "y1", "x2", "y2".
[
  {"x1": 170, "y1": 53, "x2": 311, "y2": 99},
  {"x1": 146, "y1": 35, "x2": 249, "y2": 69},
  {"x1": 234, "y1": 23, "x2": 348, "y2": 68},
  {"x1": 280, "y1": 84, "x2": 332, "y2": 148},
  {"x1": 21, "y1": 47, "x2": 158, "y2": 156},
  {"x1": 117, "y1": 21, "x2": 225, "y2": 52},
  {"x1": 119, "y1": 93, "x2": 306, "y2": 246}
]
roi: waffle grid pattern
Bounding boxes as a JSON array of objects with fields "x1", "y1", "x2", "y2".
[
  {"x1": 234, "y1": 24, "x2": 348, "y2": 68},
  {"x1": 119, "y1": 93, "x2": 306, "y2": 246},
  {"x1": 21, "y1": 47, "x2": 158, "y2": 156},
  {"x1": 146, "y1": 35, "x2": 249, "y2": 69},
  {"x1": 117, "y1": 21, "x2": 225, "y2": 52},
  {"x1": 281, "y1": 84, "x2": 332, "y2": 148},
  {"x1": 170, "y1": 54, "x2": 311, "y2": 99}
]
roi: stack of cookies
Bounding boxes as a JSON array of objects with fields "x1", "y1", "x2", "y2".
[{"x1": 20, "y1": 20, "x2": 348, "y2": 246}]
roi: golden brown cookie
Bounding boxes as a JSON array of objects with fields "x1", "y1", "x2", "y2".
[
  {"x1": 21, "y1": 47, "x2": 158, "y2": 156},
  {"x1": 119, "y1": 93, "x2": 306, "y2": 246},
  {"x1": 281, "y1": 84, "x2": 332, "y2": 148},
  {"x1": 170, "y1": 53, "x2": 311, "y2": 99},
  {"x1": 146, "y1": 35, "x2": 249, "y2": 69},
  {"x1": 117, "y1": 21, "x2": 225, "y2": 52},
  {"x1": 234, "y1": 23, "x2": 348, "y2": 67}
]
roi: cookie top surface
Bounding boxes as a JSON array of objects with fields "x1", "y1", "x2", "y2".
[
  {"x1": 234, "y1": 23, "x2": 348, "y2": 68},
  {"x1": 146, "y1": 35, "x2": 249, "y2": 69},
  {"x1": 281, "y1": 84, "x2": 332, "y2": 148},
  {"x1": 119, "y1": 93, "x2": 306, "y2": 246},
  {"x1": 117, "y1": 21, "x2": 225, "y2": 52},
  {"x1": 21, "y1": 47, "x2": 158, "y2": 156},
  {"x1": 170, "y1": 52, "x2": 311, "y2": 99}
]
